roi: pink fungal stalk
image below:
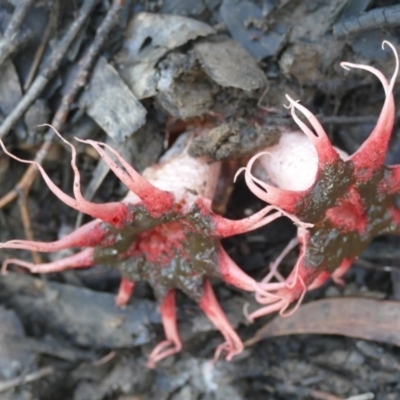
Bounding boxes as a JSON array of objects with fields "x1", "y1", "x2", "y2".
[
  {"x1": 243, "y1": 41, "x2": 400, "y2": 321},
  {"x1": 0, "y1": 120, "x2": 297, "y2": 367}
]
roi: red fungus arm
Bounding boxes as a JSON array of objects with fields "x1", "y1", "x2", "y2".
[
  {"x1": 0, "y1": 220, "x2": 107, "y2": 252},
  {"x1": 346, "y1": 42, "x2": 398, "y2": 177},
  {"x1": 115, "y1": 278, "x2": 135, "y2": 307},
  {"x1": 198, "y1": 279, "x2": 244, "y2": 361},
  {"x1": 2, "y1": 247, "x2": 95, "y2": 274},
  {"x1": 147, "y1": 290, "x2": 182, "y2": 368}
]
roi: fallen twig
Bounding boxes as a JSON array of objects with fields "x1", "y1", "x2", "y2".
[
  {"x1": 0, "y1": 0, "x2": 99, "y2": 140},
  {"x1": 0, "y1": 0, "x2": 35, "y2": 67},
  {"x1": 0, "y1": 366, "x2": 53, "y2": 393},
  {"x1": 273, "y1": 384, "x2": 344, "y2": 400},
  {"x1": 23, "y1": 0, "x2": 61, "y2": 90},
  {"x1": 0, "y1": 0, "x2": 125, "y2": 262}
]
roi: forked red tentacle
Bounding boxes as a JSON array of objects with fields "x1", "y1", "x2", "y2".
[
  {"x1": 280, "y1": 276, "x2": 307, "y2": 317},
  {"x1": 259, "y1": 229, "x2": 308, "y2": 292},
  {"x1": 343, "y1": 41, "x2": 398, "y2": 176},
  {"x1": 198, "y1": 279, "x2": 244, "y2": 361},
  {"x1": 43, "y1": 125, "x2": 134, "y2": 226},
  {"x1": 249, "y1": 231, "x2": 309, "y2": 321},
  {"x1": 147, "y1": 290, "x2": 182, "y2": 368},
  {"x1": 0, "y1": 131, "x2": 130, "y2": 228},
  {"x1": 213, "y1": 205, "x2": 281, "y2": 237},
  {"x1": 115, "y1": 277, "x2": 135, "y2": 307},
  {"x1": 283, "y1": 229, "x2": 309, "y2": 291},
  {"x1": 0, "y1": 220, "x2": 106, "y2": 252},
  {"x1": 246, "y1": 299, "x2": 288, "y2": 322},
  {"x1": 1, "y1": 247, "x2": 95, "y2": 274},
  {"x1": 248, "y1": 276, "x2": 306, "y2": 322},
  {"x1": 216, "y1": 246, "x2": 283, "y2": 301},
  {"x1": 213, "y1": 204, "x2": 312, "y2": 238},
  {"x1": 75, "y1": 138, "x2": 174, "y2": 216},
  {"x1": 284, "y1": 96, "x2": 339, "y2": 166}
]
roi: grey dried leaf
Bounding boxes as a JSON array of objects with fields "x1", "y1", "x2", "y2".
[
  {"x1": 81, "y1": 57, "x2": 147, "y2": 143},
  {"x1": 114, "y1": 12, "x2": 215, "y2": 99},
  {"x1": 0, "y1": 57, "x2": 25, "y2": 138},
  {"x1": 0, "y1": 306, "x2": 36, "y2": 380},
  {"x1": 0, "y1": 273, "x2": 158, "y2": 349},
  {"x1": 220, "y1": 0, "x2": 287, "y2": 59},
  {"x1": 155, "y1": 51, "x2": 214, "y2": 118},
  {"x1": 194, "y1": 36, "x2": 267, "y2": 91}
]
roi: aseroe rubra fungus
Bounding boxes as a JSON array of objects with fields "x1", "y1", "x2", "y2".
[
  {"x1": 243, "y1": 41, "x2": 400, "y2": 321},
  {"x1": 1, "y1": 41, "x2": 398, "y2": 367},
  {"x1": 0, "y1": 120, "x2": 304, "y2": 367}
]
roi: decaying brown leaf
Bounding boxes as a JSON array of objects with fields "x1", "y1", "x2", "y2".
[{"x1": 246, "y1": 298, "x2": 400, "y2": 347}]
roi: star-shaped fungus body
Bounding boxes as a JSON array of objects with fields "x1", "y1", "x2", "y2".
[
  {"x1": 243, "y1": 41, "x2": 400, "y2": 321},
  {"x1": 0, "y1": 120, "x2": 296, "y2": 367}
]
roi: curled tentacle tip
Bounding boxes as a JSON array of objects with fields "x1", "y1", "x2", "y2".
[
  {"x1": 248, "y1": 151, "x2": 274, "y2": 165},
  {"x1": 283, "y1": 94, "x2": 299, "y2": 109},
  {"x1": 243, "y1": 302, "x2": 254, "y2": 324},
  {"x1": 258, "y1": 151, "x2": 274, "y2": 159},
  {"x1": 233, "y1": 167, "x2": 245, "y2": 182},
  {"x1": 382, "y1": 40, "x2": 395, "y2": 52},
  {"x1": 37, "y1": 123, "x2": 52, "y2": 129},
  {"x1": 340, "y1": 62, "x2": 351, "y2": 71}
]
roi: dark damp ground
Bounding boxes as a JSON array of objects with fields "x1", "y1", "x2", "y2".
[{"x1": 1, "y1": 1, "x2": 400, "y2": 399}]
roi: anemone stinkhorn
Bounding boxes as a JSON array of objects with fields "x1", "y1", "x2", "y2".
[
  {"x1": 0, "y1": 120, "x2": 303, "y2": 367},
  {"x1": 1, "y1": 41, "x2": 398, "y2": 367},
  {"x1": 243, "y1": 41, "x2": 400, "y2": 321}
]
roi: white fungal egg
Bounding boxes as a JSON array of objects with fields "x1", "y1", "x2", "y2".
[{"x1": 257, "y1": 131, "x2": 318, "y2": 191}]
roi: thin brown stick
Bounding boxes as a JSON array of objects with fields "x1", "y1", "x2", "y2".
[
  {"x1": 0, "y1": 0, "x2": 35, "y2": 67},
  {"x1": 0, "y1": 0, "x2": 125, "y2": 255},
  {"x1": 0, "y1": 0, "x2": 99, "y2": 209},
  {"x1": 54, "y1": 0, "x2": 125, "y2": 128},
  {"x1": 23, "y1": 1, "x2": 60, "y2": 90},
  {"x1": 0, "y1": 161, "x2": 39, "y2": 208},
  {"x1": 18, "y1": 189, "x2": 42, "y2": 264},
  {"x1": 0, "y1": 366, "x2": 53, "y2": 393},
  {"x1": 0, "y1": 0, "x2": 99, "y2": 140},
  {"x1": 273, "y1": 384, "x2": 344, "y2": 400},
  {"x1": 92, "y1": 350, "x2": 117, "y2": 366}
]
